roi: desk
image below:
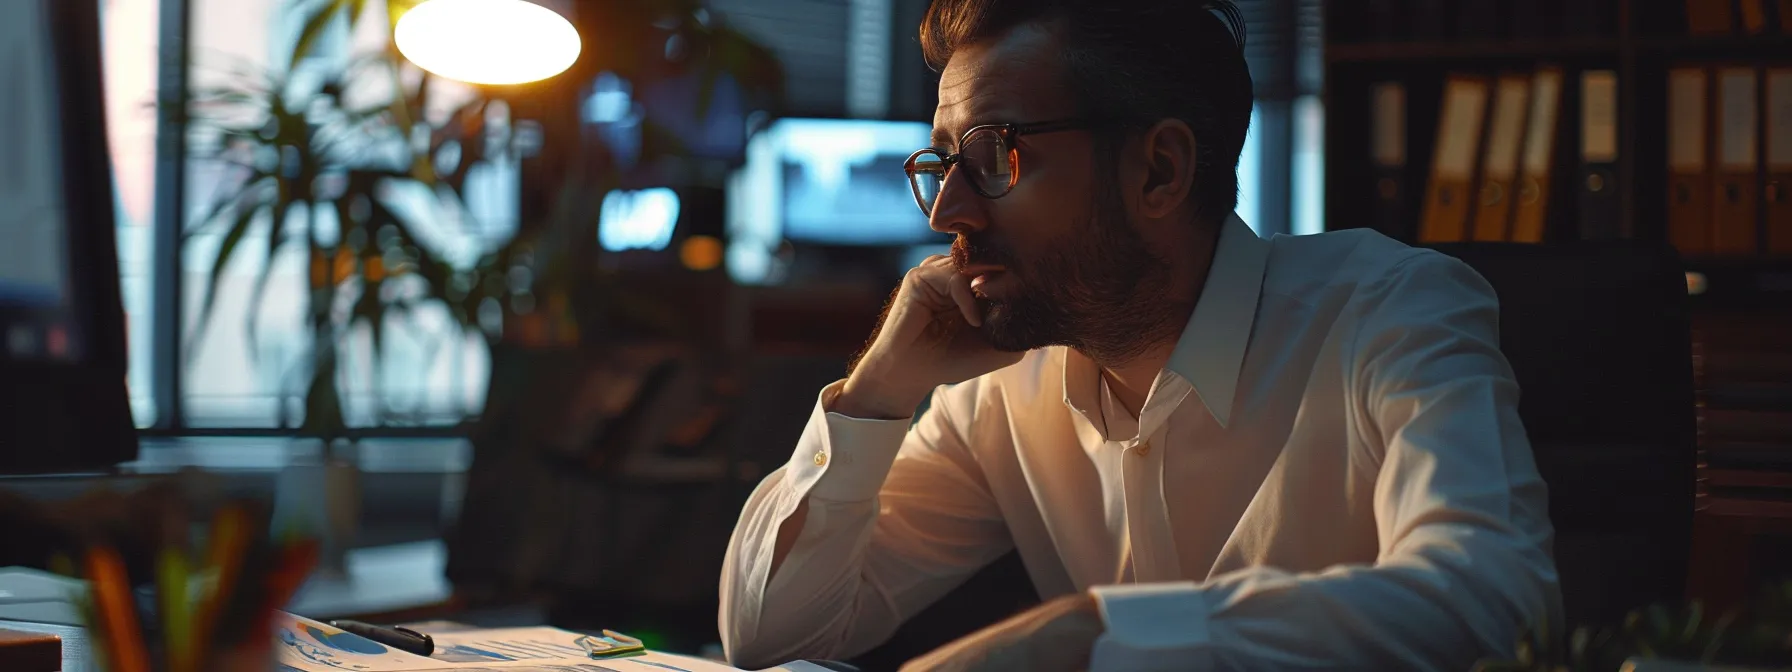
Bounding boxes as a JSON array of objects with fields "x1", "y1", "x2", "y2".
[
  {"x1": 0, "y1": 540, "x2": 455, "y2": 672},
  {"x1": 289, "y1": 540, "x2": 456, "y2": 621}
]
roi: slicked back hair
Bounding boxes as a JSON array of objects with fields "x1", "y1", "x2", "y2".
[{"x1": 920, "y1": 0, "x2": 1254, "y2": 226}]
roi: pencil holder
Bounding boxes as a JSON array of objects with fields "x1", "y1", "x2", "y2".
[{"x1": 67, "y1": 501, "x2": 318, "y2": 672}]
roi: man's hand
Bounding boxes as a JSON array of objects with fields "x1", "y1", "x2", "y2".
[
  {"x1": 898, "y1": 593, "x2": 1105, "y2": 672},
  {"x1": 836, "y1": 255, "x2": 1025, "y2": 420}
]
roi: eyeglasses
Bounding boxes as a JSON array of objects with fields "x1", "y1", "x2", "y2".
[{"x1": 903, "y1": 119, "x2": 1101, "y2": 217}]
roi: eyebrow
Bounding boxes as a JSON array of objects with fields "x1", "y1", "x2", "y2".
[{"x1": 930, "y1": 117, "x2": 993, "y2": 149}]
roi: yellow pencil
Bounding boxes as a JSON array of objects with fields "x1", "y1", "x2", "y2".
[{"x1": 158, "y1": 546, "x2": 194, "y2": 672}]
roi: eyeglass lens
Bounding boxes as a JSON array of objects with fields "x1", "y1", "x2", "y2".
[{"x1": 907, "y1": 128, "x2": 1015, "y2": 216}]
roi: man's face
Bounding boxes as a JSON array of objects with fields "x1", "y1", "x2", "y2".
[{"x1": 932, "y1": 25, "x2": 1174, "y2": 358}]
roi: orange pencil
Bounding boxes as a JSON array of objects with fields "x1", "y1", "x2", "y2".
[{"x1": 86, "y1": 546, "x2": 151, "y2": 672}]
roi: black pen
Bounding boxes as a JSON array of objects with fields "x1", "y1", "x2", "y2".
[{"x1": 330, "y1": 620, "x2": 435, "y2": 656}]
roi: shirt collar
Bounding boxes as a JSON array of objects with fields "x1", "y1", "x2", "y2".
[{"x1": 1165, "y1": 213, "x2": 1271, "y2": 429}]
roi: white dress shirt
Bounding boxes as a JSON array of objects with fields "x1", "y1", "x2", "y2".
[{"x1": 719, "y1": 215, "x2": 1562, "y2": 671}]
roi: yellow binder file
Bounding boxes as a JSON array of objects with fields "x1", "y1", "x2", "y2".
[
  {"x1": 1420, "y1": 75, "x2": 1490, "y2": 243},
  {"x1": 1713, "y1": 67, "x2": 1760, "y2": 255},
  {"x1": 1667, "y1": 66, "x2": 1713, "y2": 256},
  {"x1": 1473, "y1": 74, "x2": 1532, "y2": 242},
  {"x1": 1511, "y1": 67, "x2": 1562, "y2": 244}
]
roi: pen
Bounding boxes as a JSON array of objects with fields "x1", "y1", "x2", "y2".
[{"x1": 330, "y1": 620, "x2": 435, "y2": 656}]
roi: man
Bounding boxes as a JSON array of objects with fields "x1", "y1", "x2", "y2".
[{"x1": 719, "y1": 1, "x2": 1561, "y2": 669}]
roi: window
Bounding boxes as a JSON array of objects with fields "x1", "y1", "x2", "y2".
[
  {"x1": 1237, "y1": 106, "x2": 1263, "y2": 234},
  {"x1": 1292, "y1": 94, "x2": 1325, "y2": 236},
  {"x1": 180, "y1": 0, "x2": 511, "y2": 428},
  {"x1": 100, "y1": 0, "x2": 160, "y2": 427}
]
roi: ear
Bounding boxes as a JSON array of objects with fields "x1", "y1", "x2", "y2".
[{"x1": 1131, "y1": 119, "x2": 1198, "y2": 220}]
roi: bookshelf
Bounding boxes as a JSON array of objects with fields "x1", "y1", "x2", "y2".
[{"x1": 1323, "y1": 1, "x2": 1792, "y2": 611}]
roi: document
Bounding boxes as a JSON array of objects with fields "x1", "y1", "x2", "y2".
[{"x1": 274, "y1": 613, "x2": 747, "y2": 672}]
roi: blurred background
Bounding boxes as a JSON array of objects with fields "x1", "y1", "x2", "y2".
[{"x1": 4, "y1": 0, "x2": 1792, "y2": 668}]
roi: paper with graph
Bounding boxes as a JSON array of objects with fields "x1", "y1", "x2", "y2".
[{"x1": 274, "y1": 612, "x2": 746, "y2": 672}]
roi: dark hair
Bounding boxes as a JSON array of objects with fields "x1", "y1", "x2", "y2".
[{"x1": 920, "y1": 0, "x2": 1254, "y2": 225}]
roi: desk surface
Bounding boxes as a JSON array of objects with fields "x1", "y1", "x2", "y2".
[
  {"x1": 289, "y1": 539, "x2": 454, "y2": 620},
  {"x1": 0, "y1": 540, "x2": 453, "y2": 672}
]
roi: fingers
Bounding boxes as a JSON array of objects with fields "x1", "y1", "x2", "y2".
[
  {"x1": 948, "y1": 271, "x2": 981, "y2": 327},
  {"x1": 915, "y1": 255, "x2": 981, "y2": 327}
]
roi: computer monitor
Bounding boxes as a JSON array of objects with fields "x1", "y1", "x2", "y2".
[
  {"x1": 0, "y1": 0, "x2": 139, "y2": 471},
  {"x1": 726, "y1": 118, "x2": 950, "y2": 284}
]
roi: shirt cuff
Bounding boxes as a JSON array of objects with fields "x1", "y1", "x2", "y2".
[
  {"x1": 1089, "y1": 582, "x2": 1211, "y2": 671},
  {"x1": 783, "y1": 380, "x2": 912, "y2": 503}
]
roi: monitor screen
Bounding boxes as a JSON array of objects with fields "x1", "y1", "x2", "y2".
[
  {"x1": 0, "y1": 0, "x2": 136, "y2": 471},
  {"x1": 730, "y1": 118, "x2": 943, "y2": 247},
  {"x1": 0, "y1": 0, "x2": 80, "y2": 362},
  {"x1": 777, "y1": 118, "x2": 936, "y2": 245}
]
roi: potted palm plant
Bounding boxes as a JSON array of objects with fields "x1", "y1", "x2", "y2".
[
  {"x1": 184, "y1": 0, "x2": 528, "y2": 570},
  {"x1": 185, "y1": 0, "x2": 783, "y2": 572}
]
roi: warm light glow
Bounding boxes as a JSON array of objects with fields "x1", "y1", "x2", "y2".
[
  {"x1": 1686, "y1": 272, "x2": 1708, "y2": 296},
  {"x1": 394, "y1": 0, "x2": 580, "y2": 85},
  {"x1": 680, "y1": 236, "x2": 724, "y2": 271}
]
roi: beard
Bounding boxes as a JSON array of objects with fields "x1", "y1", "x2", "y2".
[{"x1": 952, "y1": 181, "x2": 1190, "y2": 365}]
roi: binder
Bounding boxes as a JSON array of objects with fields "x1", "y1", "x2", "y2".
[
  {"x1": 1420, "y1": 75, "x2": 1490, "y2": 243},
  {"x1": 1739, "y1": 0, "x2": 1770, "y2": 32},
  {"x1": 1473, "y1": 74, "x2": 1532, "y2": 241},
  {"x1": 1713, "y1": 67, "x2": 1760, "y2": 255},
  {"x1": 1577, "y1": 70, "x2": 1621, "y2": 240},
  {"x1": 1667, "y1": 67, "x2": 1713, "y2": 255},
  {"x1": 1686, "y1": 0, "x2": 1736, "y2": 34},
  {"x1": 1767, "y1": 67, "x2": 1792, "y2": 255},
  {"x1": 1370, "y1": 82, "x2": 1407, "y2": 238},
  {"x1": 1512, "y1": 67, "x2": 1563, "y2": 243}
]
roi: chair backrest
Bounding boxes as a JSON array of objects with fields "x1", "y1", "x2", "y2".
[{"x1": 1429, "y1": 241, "x2": 1697, "y2": 627}]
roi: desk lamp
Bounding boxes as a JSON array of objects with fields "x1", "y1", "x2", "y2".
[{"x1": 394, "y1": 0, "x2": 580, "y2": 85}]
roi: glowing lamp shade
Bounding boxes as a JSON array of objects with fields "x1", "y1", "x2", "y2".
[{"x1": 394, "y1": 0, "x2": 581, "y2": 85}]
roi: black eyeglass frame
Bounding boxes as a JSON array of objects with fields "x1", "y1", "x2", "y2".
[{"x1": 902, "y1": 118, "x2": 1104, "y2": 216}]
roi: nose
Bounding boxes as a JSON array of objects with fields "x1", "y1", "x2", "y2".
[{"x1": 928, "y1": 164, "x2": 989, "y2": 236}]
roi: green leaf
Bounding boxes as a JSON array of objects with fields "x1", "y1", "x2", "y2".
[
  {"x1": 291, "y1": 0, "x2": 348, "y2": 67},
  {"x1": 350, "y1": 275, "x2": 385, "y2": 383},
  {"x1": 1647, "y1": 604, "x2": 1673, "y2": 640},
  {"x1": 1680, "y1": 602, "x2": 1703, "y2": 644},
  {"x1": 244, "y1": 192, "x2": 300, "y2": 353},
  {"x1": 187, "y1": 201, "x2": 263, "y2": 359},
  {"x1": 184, "y1": 173, "x2": 270, "y2": 240},
  {"x1": 299, "y1": 339, "x2": 346, "y2": 439},
  {"x1": 346, "y1": 0, "x2": 368, "y2": 28}
]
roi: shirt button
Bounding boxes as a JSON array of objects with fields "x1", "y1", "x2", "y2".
[
  {"x1": 1135, "y1": 442, "x2": 1151, "y2": 457},
  {"x1": 813, "y1": 451, "x2": 828, "y2": 466}
]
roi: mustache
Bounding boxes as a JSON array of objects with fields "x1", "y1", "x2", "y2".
[{"x1": 950, "y1": 233, "x2": 1014, "y2": 270}]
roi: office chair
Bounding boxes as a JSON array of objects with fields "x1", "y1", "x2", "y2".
[{"x1": 1429, "y1": 241, "x2": 1697, "y2": 628}]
